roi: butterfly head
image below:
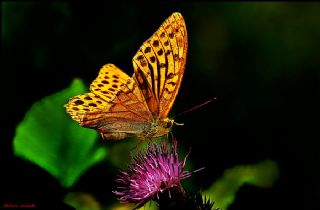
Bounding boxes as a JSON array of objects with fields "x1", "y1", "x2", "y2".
[
  {"x1": 153, "y1": 118, "x2": 184, "y2": 137},
  {"x1": 162, "y1": 118, "x2": 175, "y2": 130}
]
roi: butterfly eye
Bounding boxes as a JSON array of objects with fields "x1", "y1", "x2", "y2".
[
  {"x1": 163, "y1": 120, "x2": 173, "y2": 129},
  {"x1": 164, "y1": 123, "x2": 170, "y2": 129}
]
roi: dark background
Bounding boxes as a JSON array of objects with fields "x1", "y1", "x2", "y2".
[{"x1": 2, "y1": 2, "x2": 319, "y2": 210}]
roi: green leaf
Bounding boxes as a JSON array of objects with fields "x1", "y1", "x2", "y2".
[
  {"x1": 203, "y1": 159, "x2": 279, "y2": 210},
  {"x1": 13, "y1": 79, "x2": 107, "y2": 188}
]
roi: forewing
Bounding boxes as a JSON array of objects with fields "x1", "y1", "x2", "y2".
[{"x1": 132, "y1": 12, "x2": 187, "y2": 118}]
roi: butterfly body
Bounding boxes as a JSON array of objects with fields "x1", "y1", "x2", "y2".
[
  {"x1": 96, "y1": 117, "x2": 174, "y2": 141},
  {"x1": 137, "y1": 117, "x2": 174, "y2": 140},
  {"x1": 65, "y1": 12, "x2": 187, "y2": 141}
]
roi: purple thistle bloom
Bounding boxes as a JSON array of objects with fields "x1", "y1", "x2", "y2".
[{"x1": 113, "y1": 139, "x2": 192, "y2": 208}]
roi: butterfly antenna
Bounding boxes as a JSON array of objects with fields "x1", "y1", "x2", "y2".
[
  {"x1": 173, "y1": 121, "x2": 184, "y2": 126},
  {"x1": 174, "y1": 97, "x2": 217, "y2": 118}
]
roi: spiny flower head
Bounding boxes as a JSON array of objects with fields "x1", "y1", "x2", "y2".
[{"x1": 113, "y1": 139, "x2": 191, "y2": 208}]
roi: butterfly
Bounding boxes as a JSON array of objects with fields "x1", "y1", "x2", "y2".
[{"x1": 65, "y1": 12, "x2": 187, "y2": 141}]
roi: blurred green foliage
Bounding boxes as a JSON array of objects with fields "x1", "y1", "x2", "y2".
[
  {"x1": 203, "y1": 159, "x2": 279, "y2": 209},
  {"x1": 13, "y1": 79, "x2": 107, "y2": 187},
  {"x1": 2, "y1": 2, "x2": 30, "y2": 42},
  {"x1": 2, "y1": 2, "x2": 70, "y2": 42},
  {"x1": 64, "y1": 192, "x2": 102, "y2": 210}
]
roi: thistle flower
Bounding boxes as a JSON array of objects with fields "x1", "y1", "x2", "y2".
[{"x1": 113, "y1": 139, "x2": 192, "y2": 208}]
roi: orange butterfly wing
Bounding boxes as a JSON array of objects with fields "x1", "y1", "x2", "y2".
[
  {"x1": 65, "y1": 64, "x2": 153, "y2": 139},
  {"x1": 132, "y1": 12, "x2": 187, "y2": 118},
  {"x1": 65, "y1": 12, "x2": 187, "y2": 140}
]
